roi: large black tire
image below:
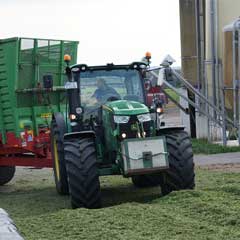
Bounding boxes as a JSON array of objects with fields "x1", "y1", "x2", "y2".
[
  {"x1": 50, "y1": 121, "x2": 69, "y2": 195},
  {"x1": 160, "y1": 131, "x2": 195, "y2": 195},
  {"x1": 0, "y1": 166, "x2": 15, "y2": 185},
  {"x1": 65, "y1": 138, "x2": 101, "y2": 209},
  {"x1": 131, "y1": 174, "x2": 162, "y2": 188}
]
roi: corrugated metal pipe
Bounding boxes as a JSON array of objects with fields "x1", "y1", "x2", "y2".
[{"x1": 210, "y1": 0, "x2": 217, "y2": 109}]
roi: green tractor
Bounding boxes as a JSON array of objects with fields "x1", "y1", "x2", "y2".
[{"x1": 51, "y1": 57, "x2": 195, "y2": 209}]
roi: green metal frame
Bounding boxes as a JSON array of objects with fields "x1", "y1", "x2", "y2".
[{"x1": 0, "y1": 37, "x2": 78, "y2": 144}]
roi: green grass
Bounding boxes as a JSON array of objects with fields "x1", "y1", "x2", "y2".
[
  {"x1": 2, "y1": 168, "x2": 240, "y2": 239},
  {"x1": 192, "y1": 138, "x2": 240, "y2": 154}
]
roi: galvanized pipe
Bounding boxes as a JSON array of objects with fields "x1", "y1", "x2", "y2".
[
  {"x1": 199, "y1": 0, "x2": 206, "y2": 104},
  {"x1": 173, "y1": 69, "x2": 235, "y2": 127},
  {"x1": 164, "y1": 81, "x2": 223, "y2": 127},
  {"x1": 149, "y1": 71, "x2": 224, "y2": 127},
  {"x1": 148, "y1": 67, "x2": 234, "y2": 127},
  {"x1": 210, "y1": 0, "x2": 217, "y2": 112},
  {"x1": 195, "y1": 0, "x2": 200, "y2": 93},
  {"x1": 195, "y1": 0, "x2": 206, "y2": 116},
  {"x1": 238, "y1": 29, "x2": 240, "y2": 145},
  {"x1": 148, "y1": 66, "x2": 223, "y2": 117},
  {"x1": 204, "y1": 60, "x2": 211, "y2": 142},
  {"x1": 173, "y1": 69, "x2": 227, "y2": 117},
  {"x1": 214, "y1": 0, "x2": 220, "y2": 111},
  {"x1": 219, "y1": 61, "x2": 227, "y2": 146},
  {"x1": 232, "y1": 23, "x2": 237, "y2": 127}
]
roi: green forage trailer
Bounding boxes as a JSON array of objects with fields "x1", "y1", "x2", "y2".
[{"x1": 0, "y1": 37, "x2": 78, "y2": 185}]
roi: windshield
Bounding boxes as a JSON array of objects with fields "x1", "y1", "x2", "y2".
[{"x1": 76, "y1": 69, "x2": 144, "y2": 112}]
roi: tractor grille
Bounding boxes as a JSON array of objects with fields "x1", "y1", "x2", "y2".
[{"x1": 118, "y1": 115, "x2": 152, "y2": 140}]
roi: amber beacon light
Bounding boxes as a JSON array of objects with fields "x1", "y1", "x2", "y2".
[
  {"x1": 64, "y1": 54, "x2": 71, "y2": 63},
  {"x1": 145, "y1": 51, "x2": 151, "y2": 60}
]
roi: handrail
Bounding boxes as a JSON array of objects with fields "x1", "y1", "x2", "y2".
[{"x1": 148, "y1": 67, "x2": 235, "y2": 132}]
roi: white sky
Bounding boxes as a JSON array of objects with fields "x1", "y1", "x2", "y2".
[{"x1": 0, "y1": 0, "x2": 180, "y2": 66}]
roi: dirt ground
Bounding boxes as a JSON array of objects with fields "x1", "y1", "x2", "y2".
[
  {"x1": 162, "y1": 106, "x2": 182, "y2": 126},
  {"x1": 198, "y1": 163, "x2": 240, "y2": 172},
  {"x1": 0, "y1": 167, "x2": 53, "y2": 193},
  {"x1": 2, "y1": 161, "x2": 240, "y2": 194}
]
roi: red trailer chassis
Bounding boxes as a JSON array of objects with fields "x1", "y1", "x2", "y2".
[{"x1": 0, "y1": 130, "x2": 52, "y2": 168}]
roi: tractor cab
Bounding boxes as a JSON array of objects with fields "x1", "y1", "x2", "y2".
[
  {"x1": 66, "y1": 62, "x2": 158, "y2": 132},
  {"x1": 67, "y1": 63, "x2": 158, "y2": 156},
  {"x1": 73, "y1": 63, "x2": 145, "y2": 115}
]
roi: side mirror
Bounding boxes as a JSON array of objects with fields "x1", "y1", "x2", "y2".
[
  {"x1": 157, "y1": 68, "x2": 165, "y2": 86},
  {"x1": 160, "y1": 54, "x2": 176, "y2": 67},
  {"x1": 165, "y1": 68, "x2": 173, "y2": 81},
  {"x1": 65, "y1": 66, "x2": 73, "y2": 82}
]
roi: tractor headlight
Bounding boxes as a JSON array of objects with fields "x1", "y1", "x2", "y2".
[
  {"x1": 114, "y1": 115, "x2": 130, "y2": 124},
  {"x1": 137, "y1": 113, "x2": 151, "y2": 122}
]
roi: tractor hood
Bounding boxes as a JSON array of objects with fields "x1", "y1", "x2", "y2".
[{"x1": 105, "y1": 100, "x2": 149, "y2": 115}]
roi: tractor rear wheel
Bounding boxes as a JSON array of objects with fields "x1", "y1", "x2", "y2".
[
  {"x1": 65, "y1": 138, "x2": 101, "y2": 209},
  {"x1": 159, "y1": 130, "x2": 195, "y2": 195},
  {"x1": 131, "y1": 174, "x2": 162, "y2": 188},
  {"x1": 0, "y1": 166, "x2": 15, "y2": 185},
  {"x1": 50, "y1": 121, "x2": 69, "y2": 195}
]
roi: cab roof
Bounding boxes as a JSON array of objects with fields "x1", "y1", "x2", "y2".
[{"x1": 70, "y1": 62, "x2": 147, "y2": 72}]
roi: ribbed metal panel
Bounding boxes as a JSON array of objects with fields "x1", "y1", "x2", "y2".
[
  {"x1": 0, "y1": 45, "x2": 15, "y2": 143},
  {"x1": 0, "y1": 37, "x2": 78, "y2": 144}
]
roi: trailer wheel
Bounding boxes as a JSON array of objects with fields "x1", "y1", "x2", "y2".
[
  {"x1": 51, "y1": 121, "x2": 69, "y2": 195},
  {"x1": 65, "y1": 138, "x2": 101, "y2": 209},
  {"x1": 131, "y1": 174, "x2": 162, "y2": 188},
  {"x1": 0, "y1": 166, "x2": 15, "y2": 186},
  {"x1": 160, "y1": 131, "x2": 195, "y2": 195}
]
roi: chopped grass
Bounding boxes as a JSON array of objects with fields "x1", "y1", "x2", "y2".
[
  {"x1": 192, "y1": 138, "x2": 240, "y2": 154},
  {"x1": 1, "y1": 168, "x2": 240, "y2": 239}
]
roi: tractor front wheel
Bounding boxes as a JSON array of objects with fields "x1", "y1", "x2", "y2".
[
  {"x1": 65, "y1": 138, "x2": 101, "y2": 209},
  {"x1": 160, "y1": 130, "x2": 195, "y2": 195},
  {"x1": 50, "y1": 121, "x2": 69, "y2": 195},
  {"x1": 0, "y1": 166, "x2": 15, "y2": 186}
]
